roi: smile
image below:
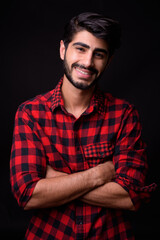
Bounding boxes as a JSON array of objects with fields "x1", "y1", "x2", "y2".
[
  {"x1": 75, "y1": 67, "x2": 95, "y2": 78},
  {"x1": 75, "y1": 67, "x2": 91, "y2": 75}
]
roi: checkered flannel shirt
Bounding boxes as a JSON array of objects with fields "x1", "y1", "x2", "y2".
[{"x1": 10, "y1": 78, "x2": 156, "y2": 239}]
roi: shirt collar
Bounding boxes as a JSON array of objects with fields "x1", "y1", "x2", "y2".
[
  {"x1": 50, "y1": 78, "x2": 64, "y2": 111},
  {"x1": 50, "y1": 78, "x2": 106, "y2": 115},
  {"x1": 89, "y1": 87, "x2": 106, "y2": 115}
]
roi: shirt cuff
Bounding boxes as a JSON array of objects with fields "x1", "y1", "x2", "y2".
[
  {"x1": 11, "y1": 175, "x2": 40, "y2": 208},
  {"x1": 114, "y1": 175, "x2": 157, "y2": 210}
]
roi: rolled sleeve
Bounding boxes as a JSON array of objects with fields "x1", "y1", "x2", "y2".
[
  {"x1": 113, "y1": 105, "x2": 157, "y2": 210},
  {"x1": 10, "y1": 104, "x2": 47, "y2": 208}
]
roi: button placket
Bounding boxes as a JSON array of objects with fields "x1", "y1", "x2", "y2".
[
  {"x1": 76, "y1": 216, "x2": 83, "y2": 225},
  {"x1": 75, "y1": 202, "x2": 84, "y2": 239},
  {"x1": 73, "y1": 120, "x2": 85, "y2": 166}
]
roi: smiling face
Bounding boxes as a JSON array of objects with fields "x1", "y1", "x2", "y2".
[{"x1": 60, "y1": 30, "x2": 110, "y2": 90}]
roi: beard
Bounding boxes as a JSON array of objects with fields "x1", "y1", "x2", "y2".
[{"x1": 63, "y1": 55, "x2": 103, "y2": 90}]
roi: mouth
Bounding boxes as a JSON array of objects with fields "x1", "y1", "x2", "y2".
[
  {"x1": 75, "y1": 67, "x2": 93, "y2": 78},
  {"x1": 73, "y1": 64, "x2": 98, "y2": 79}
]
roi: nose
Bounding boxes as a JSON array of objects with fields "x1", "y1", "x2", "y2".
[{"x1": 83, "y1": 52, "x2": 94, "y2": 68}]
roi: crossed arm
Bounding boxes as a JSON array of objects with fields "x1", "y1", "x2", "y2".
[{"x1": 24, "y1": 162, "x2": 135, "y2": 211}]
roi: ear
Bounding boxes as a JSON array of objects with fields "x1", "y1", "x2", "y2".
[{"x1": 60, "y1": 40, "x2": 66, "y2": 60}]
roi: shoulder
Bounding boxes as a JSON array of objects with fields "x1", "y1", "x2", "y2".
[
  {"x1": 102, "y1": 92, "x2": 141, "y2": 122},
  {"x1": 104, "y1": 93, "x2": 134, "y2": 110},
  {"x1": 17, "y1": 89, "x2": 55, "y2": 114}
]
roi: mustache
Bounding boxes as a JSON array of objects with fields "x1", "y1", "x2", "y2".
[{"x1": 72, "y1": 63, "x2": 98, "y2": 75}]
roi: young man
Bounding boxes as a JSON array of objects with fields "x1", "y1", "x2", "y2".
[{"x1": 10, "y1": 12, "x2": 156, "y2": 239}]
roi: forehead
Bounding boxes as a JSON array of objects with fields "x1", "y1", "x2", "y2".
[{"x1": 70, "y1": 30, "x2": 109, "y2": 50}]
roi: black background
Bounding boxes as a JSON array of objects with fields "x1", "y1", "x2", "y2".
[{"x1": 0, "y1": 0, "x2": 160, "y2": 239}]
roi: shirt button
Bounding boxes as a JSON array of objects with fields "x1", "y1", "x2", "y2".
[
  {"x1": 100, "y1": 152, "x2": 105, "y2": 157},
  {"x1": 76, "y1": 217, "x2": 83, "y2": 225},
  {"x1": 76, "y1": 146, "x2": 80, "y2": 151}
]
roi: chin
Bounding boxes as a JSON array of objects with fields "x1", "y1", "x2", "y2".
[{"x1": 70, "y1": 78, "x2": 97, "y2": 90}]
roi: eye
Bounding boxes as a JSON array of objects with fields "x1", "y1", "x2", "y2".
[
  {"x1": 76, "y1": 47, "x2": 85, "y2": 52},
  {"x1": 94, "y1": 52, "x2": 104, "y2": 59}
]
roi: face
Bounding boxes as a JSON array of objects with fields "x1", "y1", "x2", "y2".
[{"x1": 60, "y1": 30, "x2": 110, "y2": 90}]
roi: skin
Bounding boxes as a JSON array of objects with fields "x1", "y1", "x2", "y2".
[
  {"x1": 24, "y1": 30, "x2": 135, "y2": 211},
  {"x1": 60, "y1": 31, "x2": 111, "y2": 118},
  {"x1": 25, "y1": 162, "x2": 115, "y2": 209},
  {"x1": 45, "y1": 166, "x2": 134, "y2": 210}
]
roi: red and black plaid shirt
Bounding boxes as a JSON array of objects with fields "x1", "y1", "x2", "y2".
[{"x1": 10, "y1": 78, "x2": 156, "y2": 239}]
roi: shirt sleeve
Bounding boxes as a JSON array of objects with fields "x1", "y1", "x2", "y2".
[
  {"x1": 113, "y1": 104, "x2": 157, "y2": 210},
  {"x1": 10, "y1": 104, "x2": 47, "y2": 208}
]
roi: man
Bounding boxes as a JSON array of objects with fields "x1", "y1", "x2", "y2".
[{"x1": 10, "y1": 12, "x2": 156, "y2": 239}]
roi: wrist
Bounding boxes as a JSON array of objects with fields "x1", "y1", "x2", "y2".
[{"x1": 87, "y1": 167, "x2": 104, "y2": 187}]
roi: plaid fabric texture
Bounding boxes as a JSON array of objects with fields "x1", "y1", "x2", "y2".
[{"x1": 10, "y1": 78, "x2": 156, "y2": 239}]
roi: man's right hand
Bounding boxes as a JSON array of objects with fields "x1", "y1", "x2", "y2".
[{"x1": 92, "y1": 161, "x2": 116, "y2": 186}]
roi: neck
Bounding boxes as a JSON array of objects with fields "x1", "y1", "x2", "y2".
[{"x1": 61, "y1": 76, "x2": 95, "y2": 119}]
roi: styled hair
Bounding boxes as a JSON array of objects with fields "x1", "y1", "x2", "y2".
[{"x1": 63, "y1": 12, "x2": 121, "y2": 56}]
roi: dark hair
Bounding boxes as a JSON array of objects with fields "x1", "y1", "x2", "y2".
[{"x1": 63, "y1": 12, "x2": 121, "y2": 56}]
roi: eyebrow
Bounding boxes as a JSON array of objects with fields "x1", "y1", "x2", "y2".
[{"x1": 72, "y1": 42, "x2": 108, "y2": 55}]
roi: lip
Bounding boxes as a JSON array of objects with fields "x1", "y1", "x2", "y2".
[{"x1": 75, "y1": 67, "x2": 94, "y2": 79}]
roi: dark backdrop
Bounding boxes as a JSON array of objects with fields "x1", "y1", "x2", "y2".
[{"x1": 0, "y1": 0, "x2": 159, "y2": 239}]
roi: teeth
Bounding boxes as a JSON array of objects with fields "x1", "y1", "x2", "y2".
[{"x1": 76, "y1": 68, "x2": 90, "y2": 75}]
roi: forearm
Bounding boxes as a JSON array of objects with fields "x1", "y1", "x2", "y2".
[
  {"x1": 24, "y1": 161, "x2": 115, "y2": 210},
  {"x1": 81, "y1": 182, "x2": 135, "y2": 211},
  {"x1": 24, "y1": 169, "x2": 98, "y2": 210}
]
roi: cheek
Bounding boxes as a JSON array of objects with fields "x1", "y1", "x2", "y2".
[
  {"x1": 96, "y1": 62, "x2": 107, "y2": 73},
  {"x1": 100, "y1": 60, "x2": 108, "y2": 72},
  {"x1": 66, "y1": 50, "x2": 85, "y2": 67},
  {"x1": 66, "y1": 50, "x2": 78, "y2": 63}
]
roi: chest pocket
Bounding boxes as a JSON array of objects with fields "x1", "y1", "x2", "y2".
[{"x1": 83, "y1": 142, "x2": 114, "y2": 168}]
